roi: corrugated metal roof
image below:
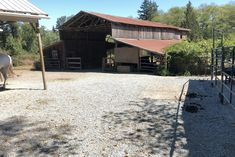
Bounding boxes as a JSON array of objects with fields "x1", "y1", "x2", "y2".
[
  {"x1": 114, "y1": 38, "x2": 181, "y2": 55},
  {"x1": 0, "y1": 0, "x2": 48, "y2": 22},
  {"x1": 62, "y1": 11, "x2": 189, "y2": 32},
  {"x1": 0, "y1": 0, "x2": 47, "y2": 16},
  {"x1": 88, "y1": 12, "x2": 189, "y2": 31}
]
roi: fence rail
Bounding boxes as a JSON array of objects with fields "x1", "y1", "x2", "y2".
[
  {"x1": 66, "y1": 57, "x2": 82, "y2": 70},
  {"x1": 211, "y1": 46, "x2": 235, "y2": 105},
  {"x1": 45, "y1": 58, "x2": 61, "y2": 70}
]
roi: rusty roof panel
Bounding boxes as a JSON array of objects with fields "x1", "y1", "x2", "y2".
[
  {"x1": 114, "y1": 38, "x2": 181, "y2": 55},
  {"x1": 87, "y1": 12, "x2": 189, "y2": 31}
]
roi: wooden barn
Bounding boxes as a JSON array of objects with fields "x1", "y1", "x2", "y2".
[{"x1": 44, "y1": 11, "x2": 189, "y2": 72}]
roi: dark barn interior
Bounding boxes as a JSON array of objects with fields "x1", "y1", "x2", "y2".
[
  {"x1": 60, "y1": 31, "x2": 113, "y2": 69},
  {"x1": 59, "y1": 12, "x2": 115, "y2": 69}
]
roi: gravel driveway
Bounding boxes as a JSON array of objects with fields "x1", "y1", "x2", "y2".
[{"x1": 0, "y1": 71, "x2": 235, "y2": 157}]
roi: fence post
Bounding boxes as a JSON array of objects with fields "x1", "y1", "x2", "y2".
[
  {"x1": 215, "y1": 49, "x2": 218, "y2": 85},
  {"x1": 230, "y1": 47, "x2": 235, "y2": 104},
  {"x1": 220, "y1": 47, "x2": 225, "y2": 104},
  {"x1": 211, "y1": 49, "x2": 214, "y2": 86}
]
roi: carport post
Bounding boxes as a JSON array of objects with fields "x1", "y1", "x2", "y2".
[{"x1": 35, "y1": 22, "x2": 47, "y2": 90}]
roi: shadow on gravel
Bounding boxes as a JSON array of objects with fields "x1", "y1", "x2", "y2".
[
  {"x1": 102, "y1": 80, "x2": 235, "y2": 156},
  {"x1": 0, "y1": 88, "x2": 43, "y2": 92},
  {"x1": 181, "y1": 80, "x2": 235, "y2": 157},
  {"x1": 0, "y1": 116, "x2": 77, "y2": 156},
  {"x1": 102, "y1": 98, "x2": 179, "y2": 156}
]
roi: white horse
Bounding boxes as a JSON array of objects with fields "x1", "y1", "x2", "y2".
[{"x1": 0, "y1": 53, "x2": 14, "y2": 89}]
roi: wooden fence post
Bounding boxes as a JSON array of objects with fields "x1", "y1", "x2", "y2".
[{"x1": 36, "y1": 22, "x2": 47, "y2": 90}]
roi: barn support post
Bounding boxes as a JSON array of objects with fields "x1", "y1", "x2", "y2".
[
  {"x1": 62, "y1": 41, "x2": 66, "y2": 70},
  {"x1": 32, "y1": 22, "x2": 47, "y2": 90},
  {"x1": 137, "y1": 49, "x2": 140, "y2": 72}
]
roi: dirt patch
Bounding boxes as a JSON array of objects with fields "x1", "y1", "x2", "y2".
[{"x1": 54, "y1": 78, "x2": 73, "y2": 81}]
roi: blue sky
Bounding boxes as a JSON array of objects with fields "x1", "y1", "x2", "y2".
[{"x1": 31, "y1": 0, "x2": 234, "y2": 30}]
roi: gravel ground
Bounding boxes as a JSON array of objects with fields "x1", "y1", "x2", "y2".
[{"x1": 0, "y1": 70, "x2": 235, "y2": 157}]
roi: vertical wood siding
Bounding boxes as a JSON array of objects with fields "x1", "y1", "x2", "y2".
[{"x1": 111, "y1": 23, "x2": 182, "y2": 40}]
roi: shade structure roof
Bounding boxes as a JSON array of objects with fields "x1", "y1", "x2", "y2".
[
  {"x1": 0, "y1": 0, "x2": 49, "y2": 23},
  {"x1": 114, "y1": 38, "x2": 181, "y2": 55},
  {"x1": 62, "y1": 11, "x2": 190, "y2": 32}
]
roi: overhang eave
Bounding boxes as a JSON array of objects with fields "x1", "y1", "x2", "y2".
[{"x1": 0, "y1": 12, "x2": 49, "y2": 23}]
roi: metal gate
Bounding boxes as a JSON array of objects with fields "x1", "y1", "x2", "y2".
[{"x1": 211, "y1": 46, "x2": 235, "y2": 105}]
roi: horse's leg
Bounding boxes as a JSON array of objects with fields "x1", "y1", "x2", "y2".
[
  {"x1": 2, "y1": 68, "x2": 8, "y2": 89},
  {"x1": 0, "y1": 72, "x2": 2, "y2": 82}
]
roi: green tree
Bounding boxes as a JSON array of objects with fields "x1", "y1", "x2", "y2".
[
  {"x1": 182, "y1": 1, "x2": 201, "y2": 41},
  {"x1": 153, "y1": 7, "x2": 185, "y2": 27},
  {"x1": 56, "y1": 16, "x2": 67, "y2": 28},
  {"x1": 5, "y1": 34, "x2": 23, "y2": 56},
  {"x1": 56, "y1": 15, "x2": 74, "y2": 28},
  {"x1": 0, "y1": 22, "x2": 20, "y2": 48},
  {"x1": 21, "y1": 23, "x2": 38, "y2": 53},
  {"x1": 197, "y1": 5, "x2": 220, "y2": 39},
  {"x1": 138, "y1": 0, "x2": 158, "y2": 20},
  {"x1": 40, "y1": 26, "x2": 59, "y2": 47}
]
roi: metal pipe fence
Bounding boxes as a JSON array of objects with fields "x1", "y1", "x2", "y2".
[{"x1": 211, "y1": 46, "x2": 235, "y2": 105}]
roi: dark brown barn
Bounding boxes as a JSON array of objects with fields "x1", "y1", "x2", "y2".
[{"x1": 44, "y1": 11, "x2": 189, "y2": 72}]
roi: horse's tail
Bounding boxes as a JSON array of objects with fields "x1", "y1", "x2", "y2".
[{"x1": 8, "y1": 55, "x2": 15, "y2": 77}]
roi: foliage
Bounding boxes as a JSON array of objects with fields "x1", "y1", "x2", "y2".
[
  {"x1": 157, "y1": 68, "x2": 170, "y2": 76},
  {"x1": 12, "y1": 52, "x2": 39, "y2": 67},
  {"x1": 152, "y1": 2, "x2": 235, "y2": 75},
  {"x1": 56, "y1": 15, "x2": 74, "y2": 28},
  {"x1": 56, "y1": 16, "x2": 67, "y2": 29},
  {"x1": 0, "y1": 22, "x2": 59, "y2": 67},
  {"x1": 5, "y1": 35, "x2": 23, "y2": 56},
  {"x1": 181, "y1": 1, "x2": 201, "y2": 41},
  {"x1": 165, "y1": 40, "x2": 212, "y2": 75},
  {"x1": 153, "y1": 7, "x2": 185, "y2": 27},
  {"x1": 183, "y1": 71, "x2": 191, "y2": 76},
  {"x1": 21, "y1": 23, "x2": 38, "y2": 53},
  {"x1": 154, "y1": 2, "x2": 235, "y2": 40},
  {"x1": 138, "y1": 0, "x2": 158, "y2": 20},
  {"x1": 40, "y1": 26, "x2": 59, "y2": 47}
]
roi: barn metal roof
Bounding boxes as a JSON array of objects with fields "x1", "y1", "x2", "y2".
[
  {"x1": 88, "y1": 12, "x2": 189, "y2": 32},
  {"x1": 62, "y1": 11, "x2": 189, "y2": 32},
  {"x1": 0, "y1": 0, "x2": 49, "y2": 22},
  {"x1": 114, "y1": 38, "x2": 181, "y2": 55}
]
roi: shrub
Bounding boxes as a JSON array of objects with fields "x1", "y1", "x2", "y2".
[
  {"x1": 165, "y1": 40, "x2": 212, "y2": 75},
  {"x1": 12, "y1": 52, "x2": 39, "y2": 67},
  {"x1": 154, "y1": 67, "x2": 171, "y2": 76},
  {"x1": 183, "y1": 70, "x2": 191, "y2": 76}
]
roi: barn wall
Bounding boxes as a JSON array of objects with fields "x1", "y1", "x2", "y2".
[
  {"x1": 115, "y1": 47, "x2": 139, "y2": 64},
  {"x1": 60, "y1": 30, "x2": 109, "y2": 69},
  {"x1": 112, "y1": 24, "x2": 139, "y2": 39},
  {"x1": 43, "y1": 42, "x2": 64, "y2": 59},
  {"x1": 111, "y1": 23, "x2": 183, "y2": 40}
]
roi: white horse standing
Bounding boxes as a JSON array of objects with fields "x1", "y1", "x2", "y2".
[{"x1": 0, "y1": 53, "x2": 14, "y2": 89}]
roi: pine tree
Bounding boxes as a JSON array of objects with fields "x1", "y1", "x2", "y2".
[
  {"x1": 182, "y1": 1, "x2": 201, "y2": 41},
  {"x1": 52, "y1": 26, "x2": 56, "y2": 33},
  {"x1": 56, "y1": 16, "x2": 67, "y2": 28},
  {"x1": 138, "y1": 0, "x2": 158, "y2": 21}
]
